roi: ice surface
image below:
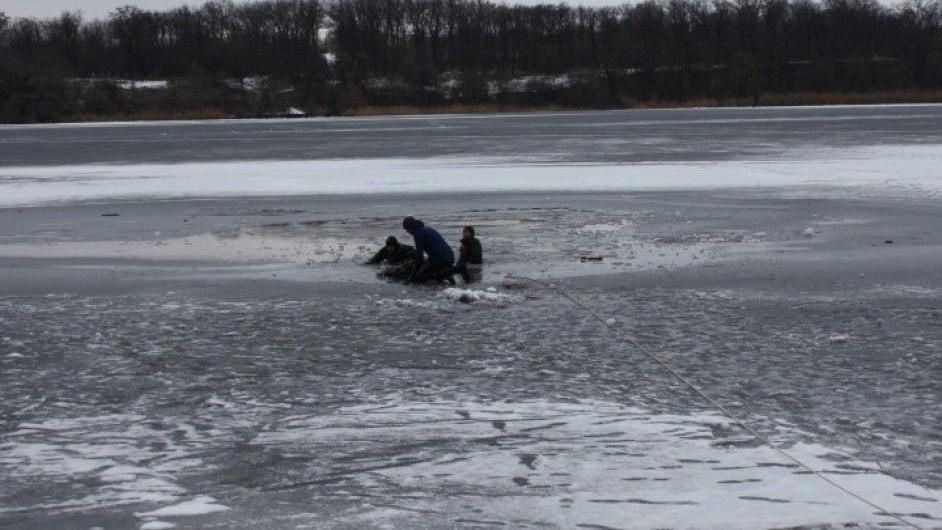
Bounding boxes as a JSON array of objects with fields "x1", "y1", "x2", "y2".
[
  {"x1": 2, "y1": 107, "x2": 941, "y2": 529},
  {"x1": 2, "y1": 279, "x2": 941, "y2": 527},
  {"x1": 0, "y1": 233, "x2": 372, "y2": 265},
  {"x1": 0, "y1": 144, "x2": 939, "y2": 207},
  {"x1": 252, "y1": 399, "x2": 942, "y2": 529}
]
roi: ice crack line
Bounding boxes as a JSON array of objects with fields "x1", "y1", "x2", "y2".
[{"x1": 505, "y1": 274, "x2": 925, "y2": 530}]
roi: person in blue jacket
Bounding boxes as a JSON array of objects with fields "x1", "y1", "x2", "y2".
[{"x1": 402, "y1": 216, "x2": 456, "y2": 285}]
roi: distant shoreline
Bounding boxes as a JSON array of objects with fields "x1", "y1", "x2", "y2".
[{"x1": 8, "y1": 89, "x2": 942, "y2": 125}]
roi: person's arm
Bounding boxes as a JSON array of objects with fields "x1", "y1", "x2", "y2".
[
  {"x1": 405, "y1": 235, "x2": 425, "y2": 283},
  {"x1": 471, "y1": 239, "x2": 483, "y2": 264},
  {"x1": 364, "y1": 247, "x2": 386, "y2": 265},
  {"x1": 455, "y1": 242, "x2": 468, "y2": 268},
  {"x1": 412, "y1": 233, "x2": 426, "y2": 266}
]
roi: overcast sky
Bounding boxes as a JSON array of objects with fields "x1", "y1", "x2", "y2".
[
  {"x1": 4, "y1": 0, "x2": 645, "y2": 20},
  {"x1": 6, "y1": 1, "x2": 210, "y2": 19}
]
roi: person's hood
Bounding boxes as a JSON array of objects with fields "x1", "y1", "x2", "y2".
[{"x1": 403, "y1": 216, "x2": 425, "y2": 232}]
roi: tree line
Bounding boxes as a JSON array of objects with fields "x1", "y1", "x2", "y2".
[{"x1": 1, "y1": 0, "x2": 941, "y2": 122}]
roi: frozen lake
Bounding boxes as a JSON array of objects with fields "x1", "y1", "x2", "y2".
[
  {"x1": 1, "y1": 107, "x2": 942, "y2": 529},
  {"x1": 3, "y1": 105, "x2": 942, "y2": 167},
  {"x1": 1, "y1": 105, "x2": 942, "y2": 207}
]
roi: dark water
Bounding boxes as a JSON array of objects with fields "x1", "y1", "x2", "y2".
[{"x1": 1, "y1": 105, "x2": 941, "y2": 166}]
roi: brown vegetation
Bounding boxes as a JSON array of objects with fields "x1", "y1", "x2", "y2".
[
  {"x1": 70, "y1": 107, "x2": 230, "y2": 123},
  {"x1": 342, "y1": 103, "x2": 572, "y2": 117},
  {"x1": 50, "y1": 90, "x2": 942, "y2": 123}
]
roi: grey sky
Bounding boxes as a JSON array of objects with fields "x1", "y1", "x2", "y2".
[
  {"x1": 4, "y1": 0, "x2": 635, "y2": 20},
  {"x1": 4, "y1": 1, "x2": 206, "y2": 19}
]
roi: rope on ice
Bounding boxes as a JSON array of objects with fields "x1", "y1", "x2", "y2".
[{"x1": 506, "y1": 274, "x2": 924, "y2": 530}]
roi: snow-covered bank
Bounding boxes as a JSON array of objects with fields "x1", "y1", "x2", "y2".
[{"x1": 0, "y1": 144, "x2": 939, "y2": 207}]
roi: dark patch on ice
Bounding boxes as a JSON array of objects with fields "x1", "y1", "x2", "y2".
[
  {"x1": 589, "y1": 498, "x2": 698, "y2": 505},
  {"x1": 512, "y1": 477, "x2": 529, "y2": 486},
  {"x1": 893, "y1": 493, "x2": 938, "y2": 502},
  {"x1": 491, "y1": 420, "x2": 506, "y2": 431},
  {"x1": 373, "y1": 503, "x2": 442, "y2": 515},
  {"x1": 678, "y1": 458, "x2": 722, "y2": 464},
  {"x1": 718, "y1": 478, "x2": 762, "y2": 484},
  {"x1": 585, "y1": 431, "x2": 626, "y2": 438},
  {"x1": 519, "y1": 453, "x2": 538, "y2": 469},
  {"x1": 453, "y1": 518, "x2": 507, "y2": 526},
  {"x1": 591, "y1": 418, "x2": 629, "y2": 425},
  {"x1": 455, "y1": 410, "x2": 470, "y2": 419},
  {"x1": 739, "y1": 495, "x2": 791, "y2": 503},
  {"x1": 576, "y1": 525, "x2": 626, "y2": 530},
  {"x1": 519, "y1": 421, "x2": 567, "y2": 432},
  {"x1": 434, "y1": 456, "x2": 470, "y2": 466},
  {"x1": 621, "y1": 477, "x2": 648, "y2": 481},
  {"x1": 757, "y1": 462, "x2": 800, "y2": 468},
  {"x1": 874, "y1": 511, "x2": 937, "y2": 520},
  {"x1": 711, "y1": 437, "x2": 761, "y2": 447}
]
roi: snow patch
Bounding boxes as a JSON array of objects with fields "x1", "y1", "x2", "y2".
[
  {"x1": 117, "y1": 80, "x2": 169, "y2": 90},
  {"x1": 140, "y1": 522, "x2": 177, "y2": 530},
  {"x1": 828, "y1": 334, "x2": 850, "y2": 344},
  {"x1": 440, "y1": 288, "x2": 520, "y2": 304},
  {"x1": 578, "y1": 220, "x2": 632, "y2": 233},
  {"x1": 1, "y1": 144, "x2": 940, "y2": 207},
  {"x1": 224, "y1": 76, "x2": 266, "y2": 91},
  {"x1": 136, "y1": 496, "x2": 229, "y2": 517}
]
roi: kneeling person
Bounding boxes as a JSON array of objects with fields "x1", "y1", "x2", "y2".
[{"x1": 402, "y1": 216, "x2": 456, "y2": 285}]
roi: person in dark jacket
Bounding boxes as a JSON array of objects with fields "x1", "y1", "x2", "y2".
[
  {"x1": 364, "y1": 236, "x2": 417, "y2": 281},
  {"x1": 402, "y1": 216, "x2": 456, "y2": 285},
  {"x1": 452, "y1": 226, "x2": 483, "y2": 283}
]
